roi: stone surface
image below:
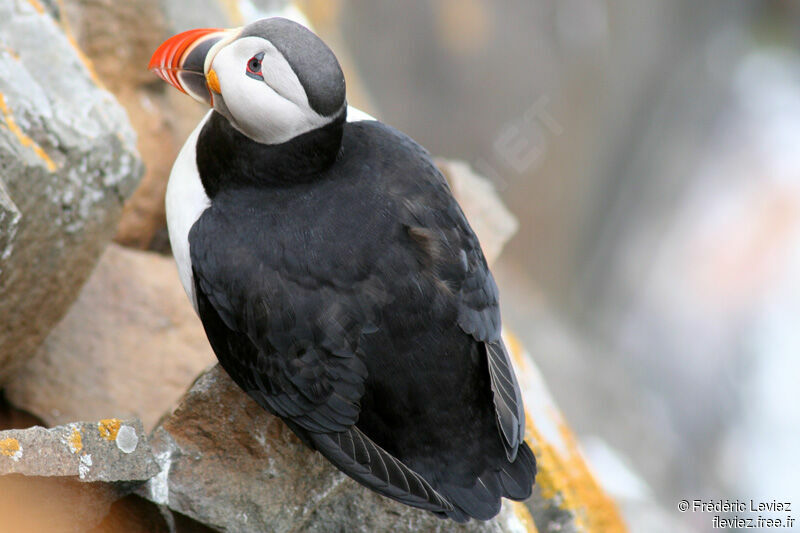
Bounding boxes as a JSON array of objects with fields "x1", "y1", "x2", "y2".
[
  {"x1": 51, "y1": 0, "x2": 215, "y2": 250},
  {"x1": 0, "y1": 418, "x2": 170, "y2": 533},
  {"x1": 0, "y1": 0, "x2": 143, "y2": 382},
  {"x1": 5, "y1": 244, "x2": 215, "y2": 431},
  {"x1": 503, "y1": 333, "x2": 627, "y2": 533},
  {"x1": 89, "y1": 494, "x2": 218, "y2": 533},
  {"x1": 0, "y1": 418, "x2": 157, "y2": 482},
  {"x1": 437, "y1": 159, "x2": 519, "y2": 266},
  {"x1": 0, "y1": 180, "x2": 21, "y2": 269},
  {"x1": 140, "y1": 365, "x2": 532, "y2": 533}
]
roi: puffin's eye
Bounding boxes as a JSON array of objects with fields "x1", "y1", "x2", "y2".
[{"x1": 246, "y1": 52, "x2": 264, "y2": 80}]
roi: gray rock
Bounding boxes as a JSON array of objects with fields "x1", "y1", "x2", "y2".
[
  {"x1": 140, "y1": 365, "x2": 532, "y2": 533},
  {"x1": 0, "y1": 0, "x2": 142, "y2": 382},
  {"x1": 0, "y1": 418, "x2": 158, "y2": 483},
  {"x1": 5, "y1": 244, "x2": 215, "y2": 432},
  {"x1": 0, "y1": 417, "x2": 156, "y2": 531},
  {"x1": 0, "y1": 180, "x2": 21, "y2": 268}
]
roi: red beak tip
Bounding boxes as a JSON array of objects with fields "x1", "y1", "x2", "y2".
[{"x1": 149, "y1": 27, "x2": 224, "y2": 94}]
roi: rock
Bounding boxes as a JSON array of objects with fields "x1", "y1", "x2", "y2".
[
  {"x1": 437, "y1": 159, "x2": 519, "y2": 266},
  {"x1": 5, "y1": 244, "x2": 215, "y2": 431},
  {"x1": 0, "y1": 181, "x2": 21, "y2": 270},
  {"x1": 0, "y1": 418, "x2": 160, "y2": 533},
  {"x1": 0, "y1": 418, "x2": 157, "y2": 482},
  {"x1": 503, "y1": 332, "x2": 628, "y2": 533},
  {"x1": 140, "y1": 365, "x2": 533, "y2": 533},
  {"x1": 50, "y1": 0, "x2": 212, "y2": 250},
  {"x1": 0, "y1": 0, "x2": 143, "y2": 382},
  {"x1": 300, "y1": 488, "x2": 529, "y2": 533},
  {"x1": 89, "y1": 493, "x2": 218, "y2": 533}
]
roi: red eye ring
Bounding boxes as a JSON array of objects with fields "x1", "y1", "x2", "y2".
[{"x1": 246, "y1": 52, "x2": 264, "y2": 79}]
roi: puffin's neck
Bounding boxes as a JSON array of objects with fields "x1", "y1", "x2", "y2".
[{"x1": 195, "y1": 108, "x2": 346, "y2": 197}]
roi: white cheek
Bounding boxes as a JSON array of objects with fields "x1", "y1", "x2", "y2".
[
  {"x1": 211, "y1": 39, "x2": 334, "y2": 145},
  {"x1": 217, "y1": 61, "x2": 307, "y2": 140}
]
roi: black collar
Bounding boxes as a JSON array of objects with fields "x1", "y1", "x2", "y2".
[{"x1": 196, "y1": 108, "x2": 347, "y2": 197}]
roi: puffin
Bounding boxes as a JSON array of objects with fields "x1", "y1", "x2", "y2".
[{"x1": 149, "y1": 17, "x2": 536, "y2": 522}]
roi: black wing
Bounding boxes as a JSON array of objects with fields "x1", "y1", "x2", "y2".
[
  {"x1": 400, "y1": 159, "x2": 526, "y2": 462},
  {"x1": 306, "y1": 426, "x2": 453, "y2": 513},
  {"x1": 190, "y1": 202, "x2": 452, "y2": 513},
  {"x1": 456, "y1": 226, "x2": 525, "y2": 462}
]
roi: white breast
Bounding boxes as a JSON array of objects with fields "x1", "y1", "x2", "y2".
[
  {"x1": 166, "y1": 110, "x2": 213, "y2": 310},
  {"x1": 165, "y1": 106, "x2": 376, "y2": 313}
]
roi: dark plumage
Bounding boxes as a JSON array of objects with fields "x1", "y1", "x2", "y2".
[
  {"x1": 151, "y1": 16, "x2": 536, "y2": 521},
  {"x1": 189, "y1": 114, "x2": 536, "y2": 521}
]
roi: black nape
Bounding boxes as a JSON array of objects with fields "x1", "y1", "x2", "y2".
[{"x1": 195, "y1": 107, "x2": 347, "y2": 197}]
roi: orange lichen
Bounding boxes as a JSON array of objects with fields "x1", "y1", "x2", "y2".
[
  {"x1": 3, "y1": 46, "x2": 20, "y2": 60},
  {"x1": 510, "y1": 501, "x2": 539, "y2": 533},
  {"x1": 0, "y1": 92, "x2": 57, "y2": 172},
  {"x1": 525, "y1": 417, "x2": 627, "y2": 532},
  {"x1": 0, "y1": 438, "x2": 20, "y2": 457},
  {"x1": 54, "y1": 0, "x2": 104, "y2": 88},
  {"x1": 26, "y1": 0, "x2": 45, "y2": 14},
  {"x1": 505, "y1": 330, "x2": 628, "y2": 532},
  {"x1": 68, "y1": 427, "x2": 83, "y2": 453},
  {"x1": 98, "y1": 419, "x2": 121, "y2": 441}
]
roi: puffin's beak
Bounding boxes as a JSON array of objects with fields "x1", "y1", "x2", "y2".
[{"x1": 149, "y1": 28, "x2": 236, "y2": 105}]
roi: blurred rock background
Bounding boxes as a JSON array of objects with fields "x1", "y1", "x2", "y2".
[
  {"x1": 2, "y1": 0, "x2": 799, "y2": 531},
  {"x1": 324, "y1": 1, "x2": 800, "y2": 532}
]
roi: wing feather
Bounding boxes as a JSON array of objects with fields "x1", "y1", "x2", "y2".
[{"x1": 309, "y1": 426, "x2": 453, "y2": 513}]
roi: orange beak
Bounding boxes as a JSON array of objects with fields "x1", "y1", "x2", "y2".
[{"x1": 149, "y1": 27, "x2": 232, "y2": 105}]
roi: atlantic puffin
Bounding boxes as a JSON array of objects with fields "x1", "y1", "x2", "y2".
[{"x1": 149, "y1": 18, "x2": 535, "y2": 522}]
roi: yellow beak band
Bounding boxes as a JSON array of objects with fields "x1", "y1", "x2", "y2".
[{"x1": 206, "y1": 69, "x2": 221, "y2": 94}]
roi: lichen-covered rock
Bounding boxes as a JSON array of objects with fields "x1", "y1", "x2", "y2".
[
  {"x1": 504, "y1": 334, "x2": 628, "y2": 532},
  {"x1": 0, "y1": 418, "x2": 161, "y2": 533},
  {"x1": 140, "y1": 365, "x2": 532, "y2": 533},
  {"x1": 50, "y1": 0, "x2": 210, "y2": 250},
  {"x1": 0, "y1": 0, "x2": 143, "y2": 382},
  {"x1": 5, "y1": 244, "x2": 215, "y2": 431},
  {"x1": 0, "y1": 418, "x2": 157, "y2": 482}
]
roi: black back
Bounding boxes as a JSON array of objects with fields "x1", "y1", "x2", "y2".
[{"x1": 189, "y1": 119, "x2": 535, "y2": 521}]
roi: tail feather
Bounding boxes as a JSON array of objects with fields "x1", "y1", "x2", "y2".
[
  {"x1": 285, "y1": 418, "x2": 536, "y2": 523},
  {"x1": 497, "y1": 442, "x2": 536, "y2": 500},
  {"x1": 442, "y1": 441, "x2": 536, "y2": 522}
]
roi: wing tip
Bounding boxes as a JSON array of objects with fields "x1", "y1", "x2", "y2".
[{"x1": 309, "y1": 427, "x2": 454, "y2": 515}]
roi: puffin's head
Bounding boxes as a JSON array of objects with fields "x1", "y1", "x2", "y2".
[{"x1": 149, "y1": 18, "x2": 346, "y2": 145}]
